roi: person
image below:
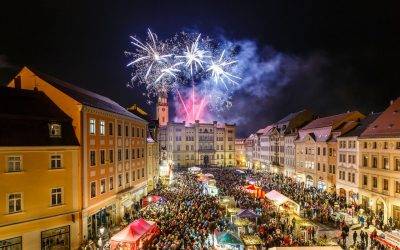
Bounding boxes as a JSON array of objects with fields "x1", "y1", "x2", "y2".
[{"x1": 352, "y1": 230, "x2": 357, "y2": 244}]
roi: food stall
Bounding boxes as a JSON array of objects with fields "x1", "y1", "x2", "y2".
[
  {"x1": 215, "y1": 231, "x2": 244, "y2": 250},
  {"x1": 110, "y1": 219, "x2": 159, "y2": 250},
  {"x1": 265, "y1": 190, "x2": 300, "y2": 215},
  {"x1": 241, "y1": 235, "x2": 263, "y2": 250}
]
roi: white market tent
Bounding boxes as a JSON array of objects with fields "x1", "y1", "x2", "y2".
[
  {"x1": 265, "y1": 190, "x2": 300, "y2": 215},
  {"x1": 189, "y1": 166, "x2": 201, "y2": 173}
]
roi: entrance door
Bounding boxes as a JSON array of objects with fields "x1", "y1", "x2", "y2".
[
  {"x1": 204, "y1": 155, "x2": 209, "y2": 166},
  {"x1": 376, "y1": 200, "x2": 385, "y2": 221}
]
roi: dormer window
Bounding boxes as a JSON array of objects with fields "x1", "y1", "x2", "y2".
[{"x1": 49, "y1": 123, "x2": 61, "y2": 137}]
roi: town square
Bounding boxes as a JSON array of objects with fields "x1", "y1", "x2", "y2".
[{"x1": 0, "y1": 1, "x2": 399, "y2": 249}]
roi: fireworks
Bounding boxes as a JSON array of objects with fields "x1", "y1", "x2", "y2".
[
  {"x1": 126, "y1": 28, "x2": 241, "y2": 113},
  {"x1": 177, "y1": 34, "x2": 210, "y2": 76},
  {"x1": 207, "y1": 50, "x2": 241, "y2": 89}
]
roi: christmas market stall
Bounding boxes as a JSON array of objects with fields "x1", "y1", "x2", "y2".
[
  {"x1": 141, "y1": 195, "x2": 165, "y2": 207},
  {"x1": 110, "y1": 219, "x2": 159, "y2": 250},
  {"x1": 265, "y1": 190, "x2": 300, "y2": 215},
  {"x1": 243, "y1": 184, "x2": 264, "y2": 199},
  {"x1": 214, "y1": 231, "x2": 244, "y2": 250},
  {"x1": 241, "y1": 234, "x2": 263, "y2": 250}
]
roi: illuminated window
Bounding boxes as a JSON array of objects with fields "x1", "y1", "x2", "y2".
[
  {"x1": 49, "y1": 123, "x2": 62, "y2": 137},
  {"x1": 100, "y1": 150, "x2": 105, "y2": 164},
  {"x1": 109, "y1": 177, "x2": 114, "y2": 190},
  {"x1": 89, "y1": 119, "x2": 96, "y2": 134},
  {"x1": 90, "y1": 150, "x2": 96, "y2": 166},
  {"x1": 99, "y1": 120, "x2": 105, "y2": 135}
]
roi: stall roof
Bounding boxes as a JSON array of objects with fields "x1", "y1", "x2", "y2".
[{"x1": 265, "y1": 190, "x2": 291, "y2": 206}]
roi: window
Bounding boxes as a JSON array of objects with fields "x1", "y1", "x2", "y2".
[
  {"x1": 384, "y1": 142, "x2": 388, "y2": 149},
  {"x1": 109, "y1": 177, "x2": 114, "y2": 190},
  {"x1": 90, "y1": 182, "x2": 96, "y2": 198},
  {"x1": 100, "y1": 150, "x2": 105, "y2": 164},
  {"x1": 363, "y1": 155, "x2": 368, "y2": 167},
  {"x1": 396, "y1": 181, "x2": 400, "y2": 193},
  {"x1": 137, "y1": 149, "x2": 140, "y2": 158},
  {"x1": 51, "y1": 188, "x2": 63, "y2": 206},
  {"x1": 373, "y1": 142, "x2": 377, "y2": 149},
  {"x1": 8, "y1": 193, "x2": 22, "y2": 213},
  {"x1": 373, "y1": 177, "x2": 378, "y2": 188},
  {"x1": 372, "y1": 156, "x2": 377, "y2": 168},
  {"x1": 125, "y1": 149, "x2": 129, "y2": 160},
  {"x1": 383, "y1": 157, "x2": 389, "y2": 170},
  {"x1": 7, "y1": 156, "x2": 22, "y2": 172},
  {"x1": 100, "y1": 120, "x2": 105, "y2": 135},
  {"x1": 118, "y1": 149, "x2": 122, "y2": 162},
  {"x1": 323, "y1": 147, "x2": 326, "y2": 156},
  {"x1": 126, "y1": 172, "x2": 130, "y2": 184},
  {"x1": 132, "y1": 171, "x2": 135, "y2": 181},
  {"x1": 132, "y1": 149, "x2": 135, "y2": 159},
  {"x1": 109, "y1": 150, "x2": 114, "y2": 163},
  {"x1": 131, "y1": 126, "x2": 135, "y2": 138},
  {"x1": 50, "y1": 154, "x2": 62, "y2": 169},
  {"x1": 397, "y1": 142, "x2": 400, "y2": 149},
  {"x1": 317, "y1": 163, "x2": 320, "y2": 171},
  {"x1": 142, "y1": 168, "x2": 145, "y2": 178},
  {"x1": 363, "y1": 142, "x2": 367, "y2": 149},
  {"x1": 363, "y1": 175, "x2": 368, "y2": 186},
  {"x1": 90, "y1": 150, "x2": 96, "y2": 166},
  {"x1": 142, "y1": 128, "x2": 144, "y2": 138},
  {"x1": 352, "y1": 173, "x2": 355, "y2": 183},
  {"x1": 332, "y1": 165, "x2": 336, "y2": 174},
  {"x1": 395, "y1": 159, "x2": 400, "y2": 171},
  {"x1": 323, "y1": 164, "x2": 326, "y2": 172},
  {"x1": 136, "y1": 128, "x2": 139, "y2": 138},
  {"x1": 125, "y1": 125, "x2": 129, "y2": 137},
  {"x1": 118, "y1": 174, "x2": 122, "y2": 187},
  {"x1": 348, "y1": 173, "x2": 351, "y2": 182},
  {"x1": 117, "y1": 124, "x2": 122, "y2": 136},
  {"x1": 49, "y1": 123, "x2": 62, "y2": 137},
  {"x1": 89, "y1": 119, "x2": 96, "y2": 134},
  {"x1": 141, "y1": 148, "x2": 144, "y2": 158},
  {"x1": 108, "y1": 122, "x2": 114, "y2": 135},
  {"x1": 137, "y1": 169, "x2": 140, "y2": 180},
  {"x1": 383, "y1": 179, "x2": 389, "y2": 191}
]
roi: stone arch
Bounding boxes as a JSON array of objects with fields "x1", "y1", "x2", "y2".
[{"x1": 375, "y1": 196, "x2": 388, "y2": 223}]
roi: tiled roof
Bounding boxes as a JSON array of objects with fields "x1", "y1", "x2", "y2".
[
  {"x1": 301, "y1": 111, "x2": 359, "y2": 130},
  {"x1": 361, "y1": 98, "x2": 400, "y2": 138},
  {"x1": 28, "y1": 67, "x2": 146, "y2": 123},
  {"x1": 276, "y1": 109, "x2": 307, "y2": 124},
  {"x1": 257, "y1": 125, "x2": 274, "y2": 135},
  {"x1": 340, "y1": 113, "x2": 381, "y2": 137},
  {"x1": 0, "y1": 87, "x2": 79, "y2": 146}
]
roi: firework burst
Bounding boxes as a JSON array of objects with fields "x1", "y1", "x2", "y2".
[{"x1": 207, "y1": 50, "x2": 241, "y2": 89}]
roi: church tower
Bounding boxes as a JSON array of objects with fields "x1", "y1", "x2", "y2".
[{"x1": 156, "y1": 93, "x2": 168, "y2": 126}]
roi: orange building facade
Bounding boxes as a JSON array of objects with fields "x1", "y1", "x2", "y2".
[{"x1": 7, "y1": 67, "x2": 149, "y2": 242}]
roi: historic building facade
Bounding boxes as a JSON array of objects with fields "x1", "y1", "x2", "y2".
[
  {"x1": 7, "y1": 67, "x2": 149, "y2": 242},
  {"x1": 159, "y1": 121, "x2": 236, "y2": 167},
  {"x1": 358, "y1": 98, "x2": 400, "y2": 223},
  {"x1": 0, "y1": 87, "x2": 81, "y2": 249},
  {"x1": 235, "y1": 139, "x2": 246, "y2": 167},
  {"x1": 295, "y1": 111, "x2": 365, "y2": 191},
  {"x1": 336, "y1": 114, "x2": 380, "y2": 203}
]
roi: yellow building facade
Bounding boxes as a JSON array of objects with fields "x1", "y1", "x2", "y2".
[
  {"x1": 6, "y1": 67, "x2": 149, "y2": 244},
  {"x1": 0, "y1": 87, "x2": 81, "y2": 249}
]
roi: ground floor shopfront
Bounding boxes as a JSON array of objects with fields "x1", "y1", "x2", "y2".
[
  {"x1": 0, "y1": 212, "x2": 80, "y2": 250},
  {"x1": 359, "y1": 190, "x2": 400, "y2": 224}
]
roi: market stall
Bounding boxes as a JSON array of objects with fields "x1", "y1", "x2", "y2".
[
  {"x1": 141, "y1": 195, "x2": 165, "y2": 207},
  {"x1": 234, "y1": 218, "x2": 253, "y2": 235},
  {"x1": 241, "y1": 235, "x2": 263, "y2": 250},
  {"x1": 244, "y1": 184, "x2": 264, "y2": 199},
  {"x1": 189, "y1": 166, "x2": 202, "y2": 174},
  {"x1": 373, "y1": 229, "x2": 400, "y2": 250},
  {"x1": 215, "y1": 231, "x2": 244, "y2": 250},
  {"x1": 110, "y1": 219, "x2": 159, "y2": 250},
  {"x1": 237, "y1": 209, "x2": 260, "y2": 225},
  {"x1": 265, "y1": 190, "x2": 300, "y2": 215}
]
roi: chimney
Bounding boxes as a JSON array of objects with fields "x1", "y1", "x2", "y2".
[{"x1": 14, "y1": 76, "x2": 21, "y2": 89}]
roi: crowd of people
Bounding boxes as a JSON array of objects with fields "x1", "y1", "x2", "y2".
[
  {"x1": 138, "y1": 171, "x2": 227, "y2": 249},
  {"x1": 116, "y1": 166, "x2": 397, "y2": 249}
]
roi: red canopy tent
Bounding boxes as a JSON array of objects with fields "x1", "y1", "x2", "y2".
[
  {"x1": 141, "y1": 195, "x2": 165, "y2": 207},
  {"x1": 244, "y1": 184, "x2": 264, "y2": 199},
  {"x1": 110, "y1": 219, "x2": 159, "y2": 250}
]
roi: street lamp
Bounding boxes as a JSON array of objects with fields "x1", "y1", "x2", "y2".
[{"x1": 98, "y1": 225, "x2": 106, "y2": 250}]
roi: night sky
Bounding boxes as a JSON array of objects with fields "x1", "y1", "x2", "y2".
[{"x1": 1, "y1": 1, "x2": 399, "y2": 137}]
